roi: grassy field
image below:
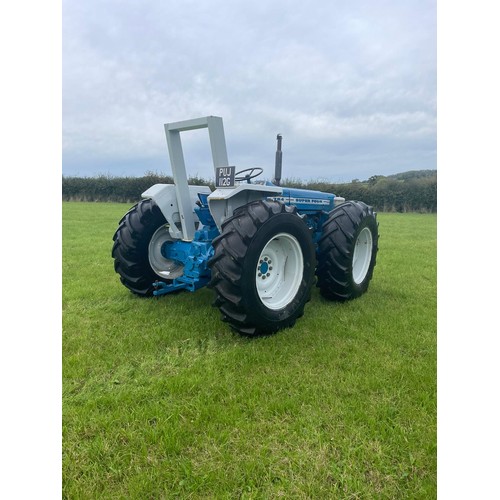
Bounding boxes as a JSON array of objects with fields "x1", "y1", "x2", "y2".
[{"x1": 63, "y1": 202, "x2": 436, "y2": 498}]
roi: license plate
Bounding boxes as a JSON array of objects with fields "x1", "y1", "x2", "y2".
[{"x1": 215, "y1": 166, "x2": 235, "y2": 188}]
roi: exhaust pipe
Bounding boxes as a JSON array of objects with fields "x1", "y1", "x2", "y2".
[{"x1": 273, "y1": 134, "x2": 283, "y2": 186}]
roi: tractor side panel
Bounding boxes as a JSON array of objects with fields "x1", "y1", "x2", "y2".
[{"x1": 269, "y1": 187, "x2": 335, "y2": 214}]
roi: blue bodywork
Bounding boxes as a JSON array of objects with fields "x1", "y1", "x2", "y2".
[
  {"x1": 270, "y1": 184, "x2": 334, "y2": 213},
  {"x1": 153, "y1": 184, "x2": 336, "y2": 296},
  {"x1": 152, "y1": 195, "x2": 218, "y2": 296},
  {"x1": 267, "y1": 182, "x2": 334, "y2": 244}
]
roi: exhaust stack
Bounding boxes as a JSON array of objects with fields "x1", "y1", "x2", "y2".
[{"x1": 273, "y1": 134, "x2": 283, "y2": 186}]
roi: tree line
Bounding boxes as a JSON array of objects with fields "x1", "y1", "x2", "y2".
[{"x1": 62, "y1": 170, "x2": 437, "y2": 212}]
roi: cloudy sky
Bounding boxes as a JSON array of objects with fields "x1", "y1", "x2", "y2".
[{"x1": 63, "y1": 0, "x2": 436, "y2": 182}]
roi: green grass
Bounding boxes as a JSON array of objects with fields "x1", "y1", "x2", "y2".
[{"x1": 63, "y1": 202, "x2": 436, "y2": 499}]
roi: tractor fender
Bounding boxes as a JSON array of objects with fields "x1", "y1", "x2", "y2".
[
  {"x1": 141, "y1": 183, "x2": 211, "y2": 239},
  {"x1": 208, "y1": 184, "x2": 283, "y2": 230}
]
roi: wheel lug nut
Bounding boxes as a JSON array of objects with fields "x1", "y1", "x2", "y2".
[
  {"x1": 269, "y1": 266, "x2": 273, "y2": 270},
  {"x1": 266, "y1": 273, "x2": 270, "y2": 277},
  {"x1": 264, "y1": 257, "x2": 268, "y2": 261},
  {"x1": 258, "y1": 273, "x2": 262, "y2": 277},
  {"x1": 260, "y1": 259, "x2": 263, "y2": 264}
]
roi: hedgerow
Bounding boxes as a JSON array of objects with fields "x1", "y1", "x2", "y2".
[{"x1": 62, "y1": 170, "x2": 437, "y2": 212}]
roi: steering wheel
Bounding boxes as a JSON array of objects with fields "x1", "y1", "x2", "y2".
[{"x1": 234, "y1": 167, "x2": 264, "y2": 183}]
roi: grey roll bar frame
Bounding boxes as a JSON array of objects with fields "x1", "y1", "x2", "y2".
[{"x1": 164, "y1": 116, "x2": 229, "y2": 241}]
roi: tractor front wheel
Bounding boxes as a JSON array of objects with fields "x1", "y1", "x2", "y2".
[
  {"x1": 317, "y1": 201, "x2": 378, "y2": 301},
  {"x1": 208, "y1": 200, "x2": 316, "y2": 336}
]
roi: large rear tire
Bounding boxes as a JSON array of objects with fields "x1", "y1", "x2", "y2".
[
  {"x1": 317, "y1": 201, "x2": 378, "y2": 301},
  {"x1": 208, "y1": 200, "x2": 316, "y2": 336},
  {"x1": 111, "y1": 199, "x2": 183, "y2": 296}
]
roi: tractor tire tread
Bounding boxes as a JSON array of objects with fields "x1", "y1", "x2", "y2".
[
  {"x1": 208, "y1": 199, "x2": 314, "y2": 336},
  {"x1": 317, "y1": 200, "x2": 378, "y2": 301},
  {"x1": 111, "y1": 198, "x2": 167, "y2": 296}
]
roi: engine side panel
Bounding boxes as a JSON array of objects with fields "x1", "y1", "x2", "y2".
[{"x1": 269, "y1": 187, "x2": 335, "y2": 214}]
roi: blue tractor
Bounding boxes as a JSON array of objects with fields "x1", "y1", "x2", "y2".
[{"x1": 112, "y1": 116, "x2": 379, "y2": 336}]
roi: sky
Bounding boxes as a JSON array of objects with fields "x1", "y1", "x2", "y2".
[{"x1": 63, "y1": 0, "x2": 436, "y2": 182}]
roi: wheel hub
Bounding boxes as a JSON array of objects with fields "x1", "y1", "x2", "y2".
[
  {"x1": 257, "y1": 258, "x2": 272, "y2": 278},
  {"x1": 255, "y1": 233, "x2": 303, "y2": 310},
  {"x1": 352, "y1": 226, "x2": 373, "y2": 284},
  {"x1": 148, "y1": 225, "x2": 184, "y2": 280}
]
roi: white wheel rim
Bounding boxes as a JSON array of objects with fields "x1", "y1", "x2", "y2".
[
  {"x1": 255, "y1": 233, "x2": 303, "y2": 310},
  {"x1": 352, "y1": 227, "x2": 373, "y2": 285},
  {"x1": 148, "y1": 225, "x2": 184, "y2": 280}
]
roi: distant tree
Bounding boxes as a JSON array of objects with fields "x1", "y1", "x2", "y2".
[{"x1": 368, "y1": 175, "x2": 385, "y2": 186}]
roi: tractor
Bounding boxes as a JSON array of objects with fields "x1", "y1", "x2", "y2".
[{"x1": 112, "y1": 116, "x2": 379, "y2": 336}]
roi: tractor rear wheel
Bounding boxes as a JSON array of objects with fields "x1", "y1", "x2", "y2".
[
  {"x1": 317, "y1": 201, "x2": 378, "y2": 301},
  {"x1": 112, "y1": 198, "x2": 183, "y2": 296},
  {"x1": 208, "y1": 200, "x2": 316, "y2": 336}
]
